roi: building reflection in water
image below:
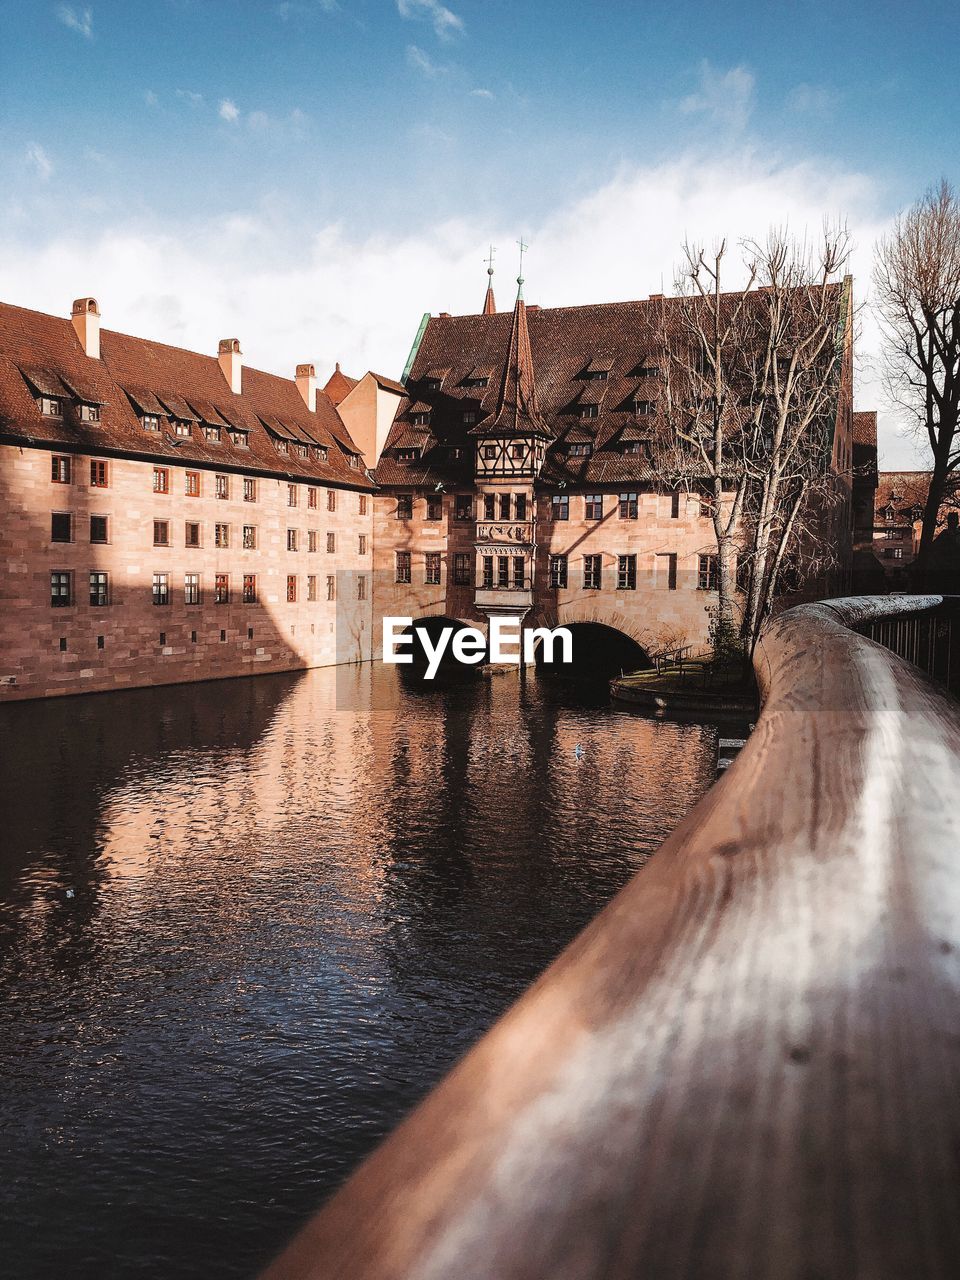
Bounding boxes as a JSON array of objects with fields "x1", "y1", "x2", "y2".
[{"x1": 0, "y1": 664, "x2": 716, "y2": 1280}]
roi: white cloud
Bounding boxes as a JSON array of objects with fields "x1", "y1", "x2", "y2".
[
  {"x1": 470, "y1": 88, "x2": 494, "y2": 100},
  {"x1": 397, "y1": 0, "x2": 463, "y2": 41},
  {"x1": 0, "y1": 148, "x2": 922, "y2": 467},
  {"x1": 57, "y1": 4, "x2": 93, "y2": 38},
  {"x1": 787, "y1": 83, "x2": 839, "y2": 116},
  {"x1": 406, "y1": 44, "x2": 447, "y2": 77},
  {"x1": 219, "y1": 99, "x2": 241, "y2": 123},
  {"x1": 176, "y1": 89, "x2": 204, "y2": 107},
  {"x1": 25, "y1": 143, "x2": 53, "y2": 182},
  {"x1": 680, "y1": 61, "x2": 755, "y2": 132},
  {"x1": 144, "y1": 90, "x2": 159, "y2": 108}
]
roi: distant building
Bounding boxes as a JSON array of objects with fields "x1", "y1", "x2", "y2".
[
  {"x1": 868, "y1": 470, "x2": 960, "y2": 586},
  {"x1": 0, "y1": 297, "x2": 374, "y2": 701}
]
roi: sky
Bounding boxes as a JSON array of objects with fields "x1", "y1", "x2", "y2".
[{"x1": 2, "y1": 0, "x2": 959, "y2": 468}]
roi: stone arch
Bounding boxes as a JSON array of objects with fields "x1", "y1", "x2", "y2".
[{"x1": 526, "y1": 600, "x2": 668, "y2": 659}]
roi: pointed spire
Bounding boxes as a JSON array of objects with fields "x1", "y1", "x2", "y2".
[
  {"x1": 483, "y1": 244, "x2": 496, "y2": 315},
  {"x1": 491, "y1": 287, "x2": 546, "y2": 437}
]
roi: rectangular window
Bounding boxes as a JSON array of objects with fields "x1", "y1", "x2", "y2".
[
  {"x1": 513, "y1": 557, "x2": 525, "y2": 589},
  {"x1": 229, "y1": 429, "x2": 248, "y2": 449},
  {"x1": 617, "y1": 554, "x2": 637, "y2": 590},
  {"x1": 90, "y1": 460, "x2": 107, "y2": 488},
  {"x1": 584, "y1": 554, "x2": 602, "y2": 590},
  {"x1": 286, "y1": 575, "x2": 297, "y2": 603},
  {"x1": 215, "y1": 573, "x2": 229, "y2": 604},
  {"x1": 308, "y1": 487, "x2": 318, "y2": 509},
  {"x1": 242, "y1": 525, "x2": 257, "y2": 550},
  {"x1": 426, "y1": 495, "x2": 443, "y2": 521},
  {"x1": 396, "y1": 551, "x2": 411, "y2": 583},
  {"x1": 515, "y1": 494, "x2": 527, "y2": 521},
  {"x1": 496, "y1": 555, "x2": 510, "y2": 588},
  {"x1": 50, "y1": 571, "x2": 72, "y2": 607},
  {"x1": 215, "y1": 474, "x2": 229, "y2": 500},
  {"x1": 453, "y1": 494, "x2": 472, "y2": 521},
  {"x1": 242, "y1": 574, "x2": 257, "y2": 604},
  {"x1": 79, "y1": 403, "x2": 100, "y2": 424},
  {"x1": 483, "y1": 444, "x2": 497, "y2": 460},
  {"x1": 359, "y1": 534, "x2": 367, "y2": 555},
  {"x1": 482, "y1": 555, "x2": 494, "y2": 588},
  {"x1": 326, "y1": 574, "x2": 336, "y2": 601},
  {"x1": 172, "y1": 420, "x2": 191, "y2": 439},
  {"x1": 453, "y1": 552, "x2": 471, "y2": 585},
  {"x1": 41, "y1": 397, "x2": 62, "y2": 417},
  {"x1": 584, "y1": 494, "x2": 603, "y2": 521},
  {"x1": 618, "y1": 491, "x2": 638, "y2": 520},
  {"x1": 656, "y1": 552, "x2": 678, "y2": 591},
  {"x1": 143, "y1": 413, "x2": 160, "y2": 432},
  {"x1": 89, "y1": 514, "x2": 108, "y2": 544},
  {"x1": 670, "y1": 490, "x2": 681, "y2": 519},
  {"x1": 549, "y1": 554, "x2": 568, "y2": 589},
  {"x1": 357, "y1": 575, "x2": 367, "y2": 601},
  {"x1": 511, "y1": 444, "x2": 524, "y2": 458},
  {"x1": 243, "y1": 477, "x2": 257, "y2": 503},
  {"x1": 153, "y1": 573, "x2": 169, "y2": 606},
  {"x1": 326, "y1": 531, "x2": 335, "y2": 553},
  {"x1": 185, "y1": 470, "x2": 201, "y2": 497},
  {"x1": 51, "y1": 455, "x2": 71, "y2": 483},
  {"x1": 153, "y1": 467, "x2": 169, "y2": 493},
  {"x1": 184, "y1": 573, "x2": 201, "y2": 606},
  {"x1": 51, "y1": 512, "x2": 72, "y2": 542},
  {"x1": 551, "y1": 494, "x2": 569, "y2": 521},
  {"x1": 397, "y1": 493, "x2": 413, "y2": 519},
  {"x1": 484, "y1": 494, "x2": 496, "y2": 520},
  {"x1": 304, "y1": 530, "x2": 316, "y2": 553},
  {"x1": 425, "y1": 552, "x2": 441, "y2": 585},
  {"x1": 287, "y1": 528, "x2": 298, "y2": 552},
  {"x1": 307, "y1": 574, "x2": 318, "y2": 602},
  {"x1": 204, "y1": 424, "x2": 221, "y2": 443},
  {"x1": 327, "y1": 490, "x2": 337, "y2": 512},
  {"x1": 499, "y1": 493, "x2": 511, "y2": 520},
  {"x1": 185, "y1": 521, "x2": 201, "y2": 548},
  {"x1": 359, "y1": 494, "x2": 367, "y2": 515},
  {"x1": 154, "y1": 520, "x2": 170, "y2": 546},
  {"x1": 698, "y1": 553, "x2": 718, "y2": 591},
  {"x1": 214, "y1": 523, "x2": 229, "y2": 549},
  {"x1": 287, "y1": 484, "x2": 298, "y2": 507},
  {"x1": 89, "y1": 571, "x2": 109, "y2": 607}
]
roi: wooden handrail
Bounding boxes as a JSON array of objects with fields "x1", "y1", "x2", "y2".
[{"x1": 262, "y1": 594, "x2": 960, "y2": 1280}]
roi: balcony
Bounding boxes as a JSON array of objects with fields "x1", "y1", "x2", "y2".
[
  {"x1": 474, "y1": 520, "x2": 536, "y2": 548},
  {"x1": 474, "y1": 577, "x2": 533, "y2": 612}
]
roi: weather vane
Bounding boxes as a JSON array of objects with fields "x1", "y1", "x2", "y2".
[
  {"x1": 485, "y1": 244, "x2": 496, "y2": 277},
  {"x1": 517, "y1": 236, "x2": 528, "y2": 286}
]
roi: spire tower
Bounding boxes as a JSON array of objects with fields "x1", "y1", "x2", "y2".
[{"x1": 483, "y1": 244, "x2": 496, "y2": 315}]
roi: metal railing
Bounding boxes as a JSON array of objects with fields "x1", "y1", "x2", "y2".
[{"x1": 262, "y1": 594, "x2": 960, "y2": 1280}]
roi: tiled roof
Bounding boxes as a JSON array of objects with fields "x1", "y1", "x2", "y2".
[
  {"x1": 0, "y1": 301, "x2": 373, "y2": 489},
  {"x1": 322, "y1": 363, "x2": 359, "y2": 407},
  {"x1": 873, "y1": 470, "x2": 960, "y2": 521}
]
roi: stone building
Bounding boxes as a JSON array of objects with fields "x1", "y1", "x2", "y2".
[
  {"x1": 0, "y1": 297, "x2": 374, "y2": 702},
  {"x1": 366, "y1": 274, "x2": 855, "y2": 664},
  {"x1": 867, "y1": 469, "x2": 960, "y2": 585}
]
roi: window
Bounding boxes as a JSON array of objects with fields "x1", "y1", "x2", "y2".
[
  {"x1": 585, "y1": 494, "x2": 603, "y2": 521},
  {"x1": 51, "y1": 571, "x2": 72, "y2": 607},
  {"x1": 326, "y1": 531, "x2": 336, "y2": 553},
  {"x1": 287, "y1": 528, "x2": 298, "y2": 552},
  {"x1": 287, "y1": 484, "x2": 298, "y2": 507},
  {"x1": 307, "y1": 487, "x2": 318, "y2": 509},
  {"x1": 698, "y1": 554, "x2": 718, "y2": 591},
  {"x1": 79, "y1": 404, "x2": 100, "y2": 424},
  {"x1": 578, "y1": 403, "x2": 599, "y2": 419},
  {"x1": 153, "y1": 573, "x2": 169, "y2": 606},
  {"x1": 397, "y1": 493, "x2": 413, "y2": 519},
  {"x1": 359, "y1": 495, "x2": 367, "y2": 515},
  {"x1": 357, "y1": 575, "x2": 367, "y2": 600},
  {"x1": 215, "y1": 474, "x2": 229, "y2": 500},
  {"x1": 622, "y1": 440, "x2": 641, "y2": 455},
  {"x1": 515, "y1": 494, "x2": 527, "y2": 521},
  {"x1": 635, "y1": 364, "x2": 660, "y2": 379},
  {"x1": 51, "y1": 512, "x2": 72, "y2": 542},
  {"x1": 243, "y1": 477, "x2": 257, "y2": 503},
  {"x1": 497, "y1": 555, "x2": 510, "y2": 588},
  {"x1": 51, "y1": 455, "x2": 71, "y2": 483},
  {"x1": 670, "y1": 491, "x2": 681, "y2": 519},
  {"x1": 617, "y1": 554, "x2": 637, "y2": 590},
  {"x1": 463, "y1": 411, "x2": 477, "y2": 425},
  {"x1": 41, "y1": 397, "x2": 62, "y2": 417},
  {"x1": 143, "y1": 413, "x2": 160, "y2": 432},
  {"x1": 889, "y1": 547, "x2": 904, "y2": 560},
  {"x1": 513, "y1": 557, "x2": 525, "y2": 589},
  {"x1": 97, "y1": 635, "x2": 104, "y2": 649},
  {"x1": 454, "y1": 552, "x2": 471, "y2": 585},
  {"x1": 228, "y1": 429, "x2": 248, "y2": 449},
  {"x1": 885, "y1": 506, "x2": 895, "y2": 523},
  {"x1": 286, "y1": 575, "x2": 297, "y2": 603},
  {"x1": 397, "y1": 448, "x2": 419, "y2": 462},
  {"x1": 308, "y1": 530, "x2": 319, "y2": 553},
  {"x1": 699, "y1": 490, "x2": 714, "y2": 518},
  {"x1": 425, "y1": 552, "x2": 441, "y2": 585},
  {"x1": 499, "y1": 494, "x2": 511, "y2": 520},
  {"x1": 215, "y1": 574, "x2": 229, "y2": 604},
  {"x1": 313, "y1": 445, "x2": 328, "y2": 463},
  {"x1": 89, "y1": 515, "x2": 108, "y2": 544},
  {"x1": 551, "y1": 494, "x2": 569, "y2": 521},
  {"x1": 483, "y1": 445, "x2": 497, "y2": 460},
  {"x1": 89, "y1": 571, "x2": 109, "y2": 607},
  {"x1": 584, "y1": 554, "x2": 602, "y2": 590},
  {"x1": 215, "y1": 523, "x2": 230, "y2": 549},
  {"x1": 549, "y1": 554, "x2": 568, "y2": 588},
  {"x1": 154, "y1": 520, "x2": 170, "y2": 546},
  {"x1": 296, "y1": 443, "x2": 309, "y2": 460},
  {"x1": 584, "y1": 369, "x2": 609, "y2": 382},
  {"x1": 307, "y1": 574, "x2": 318, "y2": 602},
  {"x1": 619, "y1": 492, "x2": 638, "y2": 520},
  {"x1": 172, "y1": 420, "x2": 191, "y2": 438},
  {"x1": 511, "y1": 444, "x2": 524, "y2": 458},
  {"x1": 426, "y1": 494, "x2": 443, "y2": 521},
  {"x1": 204, "y1": 424, "x2": 221, "y2": 443},
  {"x1": 275, "y1": 439, "x2": 289, "y2": 456},
  {"x1": 242, "y1": 525, "x2": 257, "y2": 550},
  {"x1": 359, "y1": 534, "x2": 367, "y2": 555},
  {"x1": 185, "y1": 521, "x2": 201, "y2": 548},
  {"x1": 412, "y1": 410, "x2": 430, "y2": 426},
  {"x1": 327, "y1": 490, "x2": 337, "y2": 512},
  {"x1": 568, "y1": 442, "x2": 592, "y2": 457},
  {"x1": 396, "y1": 551, "x2": 411, "y2": 583},
  {"x1": 326, "y1": 575, "x2": 336, "y2": 601},
  {"x1": 153, "y1": 467, "x2": 169, "y2": 493},
  {"x1": 635, "y1": 400, "x2": 656, "y2": 416},
  {"x1": 464, "y1": 375, "x2": 488, "y2": 389},
  {"x1": 656, "y1": 553, "x2": 678, "y2": 590},
  {"x1": 90, "y1": 460, "x2": 107, "y2": 488},
  {"x1": 884, "y1": 528, "x2": 900, "y2": 541},
  {"x1": 242, "y1": 574, "x2": 257, "y2": 604},
  {"x1": 484, "y1": 494, "x2": 496, "y2": 520},
  {"x1": 185, "y1": 471, "x2": 201, "y2": 497},
  {"x1": 481, "y1": 555, "x2": 494, "y2": 588},
  {"x1": 184, "y1": 573, "x2": 201, "y2": 606}
]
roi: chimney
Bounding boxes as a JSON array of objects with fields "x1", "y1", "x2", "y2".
[
  {"x1": 296, "y1": 362, "x2": 317, "y2": 412},
  {"x1": 218, "y1": 338, "x2": 242, "y2": 394},
  {"x1": 71, "y1": 297, "x2": 100, "y2": 359}
]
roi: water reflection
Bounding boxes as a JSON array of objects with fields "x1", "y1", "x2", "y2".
[{"x1": 0, "y1": 665, "x2": 716, "y2": 1279}]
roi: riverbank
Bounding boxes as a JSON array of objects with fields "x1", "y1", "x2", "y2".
[{"x1": 610, "y1": 662, "x2": 758, "y2": 716}]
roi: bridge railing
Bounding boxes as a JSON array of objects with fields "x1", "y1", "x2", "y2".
[{"x1": 262, "y1": 594, "x2": 960, "y2": 1280}]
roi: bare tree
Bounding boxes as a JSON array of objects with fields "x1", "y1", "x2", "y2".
[{"x1": 874, "y1": 180, "x2": 960, "y2": 583}]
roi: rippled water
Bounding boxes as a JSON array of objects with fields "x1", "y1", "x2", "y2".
[{"x1": 0, "y1": 664, "x2": 717, "y2": 1278}]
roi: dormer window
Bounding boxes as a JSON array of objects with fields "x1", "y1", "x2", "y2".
[
  {"x1": 623, "y1": 440, "x2": 641, "y2": 455},
  {"x1": 912, "y1": 505, "x2": 923, "y2": 521},
  {"x1": 463, "y1": 411, "x2": 477, "y2": 425},
  {"x1": 578, "y1": 403, "x2": 599, "y2": 420},
  {"x1": 635, "y1": 400, "x2": 656, "y2": 416},
  {"x1": 348, "y1": 454, "x2": 360, "y2": 469},
  {"x1": 463, "y1": 376, "x2": 488, "y2": 389},
  {"x1": 143, "y1": 413, "x2": 161, "y2": 432},
  {"x1": 397, "y1": 448, "x2": 419, "y2": 461},
  {"x1": 203, "y1": 424, "x2": 221, "y2": 443},
  {"x1": 229, "y1": 429, "x2": 249, "y2": 448},
  {"x1": 276, "y1": 439, "x2": 289, "y2": 455},
  {"x1": 79, "y1": 404, "x2": 101, "y2": 423},
  {"x1": 635, "y1": 364, "x2": 660, "y2": 379},
  {"x1": 568, "y1": 442, "x2": 593, "y2": 457},
  {"x1": 584, "y1": 369, "x2": 608, "y2": 381},
  {"x1": 885, "y1": 506, "x2": 895, "y2": 522},
  {"x1": 313, "y1": 445, "x2": 328, "y2": 462},
  {"x1": 172, "y1": 420, "x2": 191, "y2": 438},
  {"x1": 424, "y1": 379, "x2": 441, "y2": 393},
  {"x1": 296, "y1": 443, "x2": 309, "y2": 459},
  {"x1": 891, "y1": 489, "x2": 903, "y2": 502},
  {"x1": 41, "y1": 396, "x2": 62, "y2": 417},
  {"x1": 412, "y1": 412, "x2": 430, "y2": 426}
]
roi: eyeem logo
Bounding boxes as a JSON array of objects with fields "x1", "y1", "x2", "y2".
[{"x1": 383, "y1": 616, "x2": 573, "y2": 680}]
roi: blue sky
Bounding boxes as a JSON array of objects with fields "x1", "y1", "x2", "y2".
[{"x1": 2, "y1": 0, "x2": 958, "y2": 466}]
